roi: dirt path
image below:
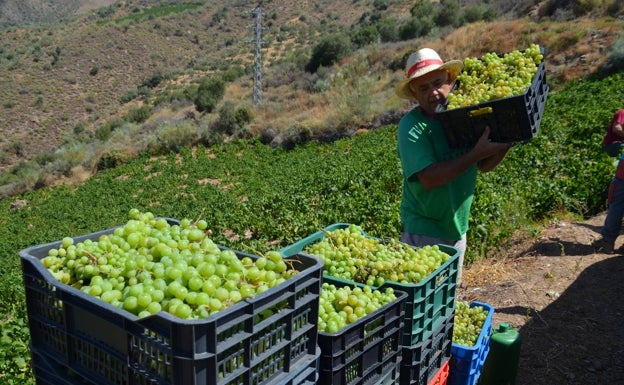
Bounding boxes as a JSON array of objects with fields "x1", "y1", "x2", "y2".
[{"x1": 457, "y1": 212, "x2": 624, "y2": 384}]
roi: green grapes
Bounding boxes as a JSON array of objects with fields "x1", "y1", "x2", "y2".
[
  {"x1": 447, "y1": 44, "x2": 544, "y2": 109},
  {"x1": 452, "y1": 300, "x2": 490, "y2": 347},
  {"x1": 305, "y1": 224, "x2": 451, "y2": 286},
  {"x1": 318, "y1": 282, "x2": 396, "y2": 333},
  {"x1": 41, "y1": 209, "x2": 300, "y2": 320}
]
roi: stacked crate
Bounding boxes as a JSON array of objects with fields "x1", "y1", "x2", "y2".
[
  {"x1": 317, "y1": 276, "x2": 408, "y2": 385},
  {"x1": 448, "y1": 302, "x2": 495, "y2": 385},
  {"x1": 280, "y1": 223, "x2": 459, "y2": 385},
  {"x1": 20, "y1": 220, "x2": 323, "y2": 385}
]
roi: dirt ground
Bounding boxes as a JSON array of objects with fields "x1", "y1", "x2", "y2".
[{"x1": 457, "y1": 212, "x2": 624, "y2": 385}]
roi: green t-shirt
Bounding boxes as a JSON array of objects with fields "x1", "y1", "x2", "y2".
[{"x1": 397, "y1": 107, "x2": 477, "y2": 241}]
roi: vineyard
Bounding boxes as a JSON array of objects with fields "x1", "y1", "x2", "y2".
[{"x1": 1, "y1": 70, "x2": 623, "y2": 384}]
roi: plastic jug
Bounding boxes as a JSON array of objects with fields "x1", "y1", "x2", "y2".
[{"x1": 478, "y1": 322, "x2": 521, "y2": 385}]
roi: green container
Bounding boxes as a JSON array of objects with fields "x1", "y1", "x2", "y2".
[{"x1": 478, "y1": 323, "x2": 521, "y2": 385}]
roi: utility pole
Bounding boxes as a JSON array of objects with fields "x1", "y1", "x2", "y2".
[{"x1": 250, "y1": 7, "x2": 265, "y2": 106}]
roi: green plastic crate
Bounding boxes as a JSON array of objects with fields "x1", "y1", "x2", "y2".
[{"x1": 280, "y1": 223, "x2": 459, "y2": 346}]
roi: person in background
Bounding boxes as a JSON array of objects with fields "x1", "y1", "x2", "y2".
[
  {"x1": 395, "y1": 47, "x2": 513, "y2": 284},
  {"x1": 602, "y1": 109, "x2": 624, "y2": 157},
  {"x1": 593, "y1": 151, "x2": 624, "y2": 254}
]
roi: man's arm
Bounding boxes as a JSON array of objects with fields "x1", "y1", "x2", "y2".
[{"x1": 416, "y1": 127, "x2": 511, "y2": 189}]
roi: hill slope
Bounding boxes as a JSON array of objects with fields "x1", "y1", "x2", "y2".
[{"x1": 0, "y1": 0, "x2": 622, "y2": 179}]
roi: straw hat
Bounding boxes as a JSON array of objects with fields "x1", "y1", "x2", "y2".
[{"x1": 395, "y1": 48, "x2": 464, "y2": 99}]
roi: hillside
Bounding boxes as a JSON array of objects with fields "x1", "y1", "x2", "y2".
[{"x1": 0, "y1": 0, "x2": 622, "y2": 186}]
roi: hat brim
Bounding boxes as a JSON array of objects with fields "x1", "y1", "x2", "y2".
[{"x1": 395, "y1": 60, "x2": 464, "y2": 100}]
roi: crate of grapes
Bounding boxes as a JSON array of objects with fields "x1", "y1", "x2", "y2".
[
  {"x1": 436, "y1": 45, "x2": 549, "y2": 149},
  {"x1": 280, "y1": 223, "x2": 459, "y2": 347},
  {"x1": 400, "y1": 310, "x2": 453, "y2": 385},
  {"x1": 448, "y1": 301, "x2": 494, "y2": 385},
  {"x1": 20, "y1": 214, "x2": 323, "y2": 385},
  {"x1": 317, "y1": 276, "x2": 408, "y2": 385}
]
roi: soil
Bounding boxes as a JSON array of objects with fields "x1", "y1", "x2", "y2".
[{"x1": 457, "y1": 212, "x2": 624, "y2": 385}]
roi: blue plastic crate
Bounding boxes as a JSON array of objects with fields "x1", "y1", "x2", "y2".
[
  {"x1": 436, "y1": 49, "x2": 549, "y2": 149},
  {"x1": 400, "y1": 311, "x2": 454, "y2": 385},
  {"x1": 280, "y1": 223, "x2": 459, "y2": 346},
  {"x1": 20, "y1": 222, "x2": 323, "y2": 385},
  {"x1": 448, "y1": 301, "x2": 494, "y2": 385},
  {"x1": 318, "y1": 276, "x2": 408, "y2": 385}
]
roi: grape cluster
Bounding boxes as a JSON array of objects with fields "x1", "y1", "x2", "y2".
[
  {"x1": 304, "y1": 224, "x2": 451, "y2": 286},
  {"x1": 447, "y1": 44, "x2": 543, "y2": 109},
  {"x1": 41, "y1": 209, "x2": 299, "y2": 320},
  {"x1": 318, "y1": 282, "x2": 396, "y2": 333},
  {"x1": 452, "y1": 300, "x2": 490, "y2": 347}
]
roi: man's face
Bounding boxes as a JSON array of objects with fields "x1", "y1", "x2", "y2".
[{"x1": 409, "y1": 70, "x2": 452, "y2": 115}]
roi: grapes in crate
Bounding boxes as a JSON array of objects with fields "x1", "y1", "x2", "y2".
[
  {"x1": 40, "y1": 209, "x2": 299, "y2": 320},
  {"x1": 318, "y1": 282, "x2": 396, "y2": 333},
  {"x1": 447, "y1": 44, "x2": 544, "y2": 110},
  {"x1": 304, "y1": 224, "x2": 450, "y2": 286},
  {"x1": 452, "y1": 300, "x2": 489, "y2": 347}
]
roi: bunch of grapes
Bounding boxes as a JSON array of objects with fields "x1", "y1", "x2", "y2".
[
  {"x1": 304, "y1": 224, "x2": 451, "y2": 286},
  {"x1": 452, "y1": 300, "x2": 490, "y2": 347},
  {"x1": 318, "y1": 282, "x2": 397, "y2": 333},
  {"x1": 447, "y1": 44, "x2": 543, "y2": 109},
  {"x1": 41, "y1": 209, "x2": 299, "y2": 320}
]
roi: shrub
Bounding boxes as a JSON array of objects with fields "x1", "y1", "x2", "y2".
[
  {"x1": 194, "y1": 77, "x2": 225, "y2": 113},
  {"x1": 211, "y1": 101, "x2": 253, "y2": 137},
  {"x1": 95, "y1": 148, "x2": 134, "y2": 171},
  {"x1": 377, "y1": 18, "x2": 399, "y2": 42},
  {"x1": 148, "y1": 121, "x2": 199, "y2": 154},
  {"x1": 6, "y1": 140, "x2": 24, "y2": 156},
  {"x1": 126, "y1": 105, "x2": 152, "y2": 123},
  {"x1": 350, "y1": 26, "x2": 379, "y2": 48},
  {"x1": 305, "y1": 34, "x2": 353, "y2": 73}
]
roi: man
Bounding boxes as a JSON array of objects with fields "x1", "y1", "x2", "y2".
[{"x1": 395, "y1": 48, "x2": 512, "y2": 283}]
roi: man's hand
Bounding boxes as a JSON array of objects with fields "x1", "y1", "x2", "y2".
[{"x1": 473, "y1": 127, "x2": 513, "y2": 172}]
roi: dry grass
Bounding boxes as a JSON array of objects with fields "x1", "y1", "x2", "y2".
[{"x1": 462, "y1": 256, "x2": 517, "y2": 287}]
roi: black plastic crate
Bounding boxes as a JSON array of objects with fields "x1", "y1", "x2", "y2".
[
  {"x1": 400, "y1": 311, "x2": 454, "y2": 385},
  {"x1": 436, "y1": 52, "x2": 549, "y2": 149},
  {"x1": 30, "y1": 345, "x2": 321, "y2": 385},
  {"x1": 20, "y1": 223, "x2": 323, "y2": 385},
  {"x1": 317, "y1": 276, "x2": 408, "y2": 385}
]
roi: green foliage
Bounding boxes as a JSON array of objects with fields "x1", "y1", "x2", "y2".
[
  {"x1": 305, "y1": 34, "x2": 353, "y2": 73},
  {"x1": 194, "y1": 77, "x2": 225, "y2": 113},
  {"x1": 125, "y1": 105, "x2": 152, "y2": 123},
  {"x1": 350, "y1": 26, "x2": 379, "y2": 48},
  {"x1": 0, "y1": 304, "x2": 33, "y2": 385},
  {"x1": 377, "y1": 18, "x2": 400, "y2": 42},
  {"x1": 148, "y1": 120, "x2": 199, "y2": 154},
  {"x1": 96, "y1": 118, "x2": 125, "y2": 141},
  {"x1": 211, "y1": 102, "x2": 253, "y2": 137},
  {"x1": 399, "y1": 16, "x2": 433, "y2": 40},
  {"x1": 434, "y1": 0, "x2": 463, "y2": 28}
]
